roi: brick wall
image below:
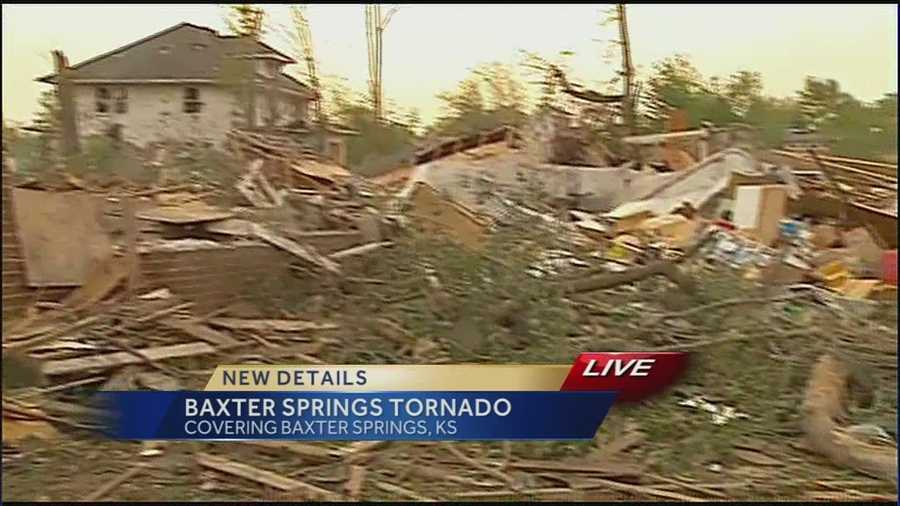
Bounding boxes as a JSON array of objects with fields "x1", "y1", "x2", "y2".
[
  {"x1": 138, "y1": 244, "x2": 292, "y2": 315},
  {"x1": 2, "y1": 169, "x2": 30, "y2": 322}
]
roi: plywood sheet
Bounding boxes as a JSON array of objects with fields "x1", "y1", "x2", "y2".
[
  {"x1": 11, "y1": 189, "x2": 113, "y2": 287},
  {"x1": 755, "y1": 185, "x2": 788, "y2": 246},
  {"x1": 137, "y1": 205, "x2": 233, "y2": 224}
]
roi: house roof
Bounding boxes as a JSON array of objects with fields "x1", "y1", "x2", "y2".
[{"x1": 36, "y1": 22, "x2": 312, "y2": 96}]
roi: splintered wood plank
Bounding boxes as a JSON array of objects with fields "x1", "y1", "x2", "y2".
[
  {"x1": 136, "y1": 206, "x2": 233, "y2": 225},
  {"x1": 42, "y1": 342, "x2": 216, "y2": 376},
  {"x1": 244, "y1": 441, "x2": 339, "y2": 462},
  {"x1": 59, "y1": 256, "x2": 130, "y2": 311},
  {"x1": 195, "y1": 453, "x2": 341, "y2": 499},
  {"x1": 207, "y1": 318, "x2": 338, "y2": 333},
  {"x1": 252, "y1": 223, "x2": 341, "y2": 275},
  {"x1": 159, "y1": 317, "x2": 238, "y2": 346}
]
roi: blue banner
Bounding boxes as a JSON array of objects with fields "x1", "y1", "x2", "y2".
[{"x1": 96, "y1": 391, "x2": 617, "y2": 441}]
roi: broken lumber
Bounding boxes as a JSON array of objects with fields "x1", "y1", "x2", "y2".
[
  {"x1": 344, "y1": 465, "x2": 366, "y2": 500},
  {"x1": 252, "y1": 223, "x2": 341, "y2": 274},
  {"x1": 159, "y1": 317, "x2": 238, "y2": 346},
  {"x1": 329, "y1": 241, "x2": 393, "y2": 261},
  {"x1": 60, "y1": 256, "x2": 130, "y2": 311},
  {"x1": 236, "y1": 160, "x2": 275, "y2": 208},
  {"x1": 195, "y1": 453, "x2": 341, "y2": 499},
  {"x1": 208, "y1": 318, "x2": 337, "y2": 333},
  {"x1": 244, "y1": 441, "x2": 339, "y2": 462},
  {"x1": 42, "y1": 342, "x2": 216, "y2": 376},
  {"x1": 84, "y1": 463, "x2": 149, "y2": 501},
  {"x1": 373, "y1": 481, "x2": 433, "y2": 502},
  {"x1": 508, "y1": 459, "x2": 643, "y2": 480},
  {"x1": 4, "y1": 315, "x2": 103, "y2": 352}
]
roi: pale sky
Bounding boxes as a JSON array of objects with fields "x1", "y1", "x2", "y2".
[{"x1": 2, "y1": 4, "x2": 897, "y2": 125}]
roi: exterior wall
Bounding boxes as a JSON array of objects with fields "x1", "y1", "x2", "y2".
[
  {"x1": 74, "y1": 83, "x2": 238, "y2": 147},
  {"x1": 254, "y1": 89, "x2": 308, "y2": 128},
  {"x1": 73, "y1": 83, "x2": 309, "y2": 147}
]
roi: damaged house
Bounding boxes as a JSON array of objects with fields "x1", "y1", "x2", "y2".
[{"x1": 36, "y1": 22, "x2": 351, "y2": 164}]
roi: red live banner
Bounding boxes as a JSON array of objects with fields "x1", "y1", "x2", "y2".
[{"x1": 559, "y1": 352, "x2": 689, "y2": 401}]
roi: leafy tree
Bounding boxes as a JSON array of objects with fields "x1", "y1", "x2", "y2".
[
  {"x1": 725, "y1": 70, "x2": 763, "y2": 118},
  {"x1": 430, "y1": 62, "x2": 528, "y2": 137},
  {"x1": 315, "y1": 75, "x2": 417, "y2": 175},
  {"x1": 797, "y1": 77, "x2": 846, "y2": 126},
  {"x1": 221, "y1": 4, "x2": 269, "y2": 129},
  {"x1": 641, "y1": 54, "x2": 734, "y2": 129},
  {"x1": 33, "y1": 88, "x2": 61, "y2": 133},
  {"x1": 226, "y1": 4, "x2": 266, "y2": 39}
]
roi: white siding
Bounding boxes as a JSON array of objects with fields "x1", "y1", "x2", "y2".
[{"x1": 73, "y1": 84, "x2": 239, "y2": 147}]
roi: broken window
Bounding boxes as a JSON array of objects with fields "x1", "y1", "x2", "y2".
[
  {"x1": 96, "y1": 87, "x2": 110, "y2": 114},
  {"x1": 183, "y1": 87, "x2": 203, "y2": 114},
  {"x1": 114, "y1": 88, "x2": 128, "y2": 114}
]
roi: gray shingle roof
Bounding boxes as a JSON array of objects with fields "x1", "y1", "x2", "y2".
[{"x1": 36, "y1": 23, "x2": 312, "y2": 96}]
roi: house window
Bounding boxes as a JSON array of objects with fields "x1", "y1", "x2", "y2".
[
  {"x1": 96, "y1": 87, "x2": 110, "y2": 114},
  {"x1": 114, "y1": 88, "x2": 128, "y2": 114},
  {"x1": 183, "y1": 87, "x2": 203, "y2": 114}
]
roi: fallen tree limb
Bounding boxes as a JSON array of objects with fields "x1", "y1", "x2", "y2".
[
  {"x1": 565, "y1": 226, "x2": 715, "y2": 293},
  {"x1": 802, "y1": 354, "x2": 898, "y2": 482},
  {"x1": 567, "y1": 260, "x2": 696, "y2": 294},
  {"x1": 643, "y1": 293, "x2": 808, "y2": 327},
  {"x1": 650, "y1": 328, "x2": 810, "y2": 352}
]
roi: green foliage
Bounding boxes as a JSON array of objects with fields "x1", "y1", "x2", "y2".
[
  {"x1": 340, "y1": 105, "x2": 418, "y2": 176},
  {"x1": 316, "y1": 75, "x2": 419, "y2": 176},
  {"x1": 744, "y1": 97, "x2": 804, "y2": 147},
  {"x1": 640, "y1": 54, "x2": 896, "y2": 159},
  {"x1": 429, "y1": 62, "x2": 528, "y2": 138},
  {"x1": 225, "y1": 4, "x2": 266, "y2": 39}
]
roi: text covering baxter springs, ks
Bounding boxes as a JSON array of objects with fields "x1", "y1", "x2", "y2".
[{"x1": 96, "y1": 352, "x2": 688, "y2": 441}]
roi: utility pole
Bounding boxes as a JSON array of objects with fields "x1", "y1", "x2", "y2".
[
  {"x1": 365, "y1": 5, "x2": 399, "y2": 123},
  {"x1": 291, "y1": 6, "x2": 320, "y2": 122},
  {"x1": 616, "y1": 4, "x2": 635, "y2": 134}
]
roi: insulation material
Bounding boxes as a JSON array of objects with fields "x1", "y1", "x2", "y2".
[
  {"x1": 733, "y1": 186, "x2": 762, "y2": 229},
  {"x1": 11, "y1": 189, "x2": 113, "y2": 287}
]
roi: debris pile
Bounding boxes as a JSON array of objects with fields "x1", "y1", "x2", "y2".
[{"x1": 2, "y1": 123, "x2": 897, "y2": 501}]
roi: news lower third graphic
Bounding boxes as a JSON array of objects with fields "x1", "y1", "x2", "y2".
[{"x1": 97, "y1": 352, "x2": 688, "y2": 441}]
